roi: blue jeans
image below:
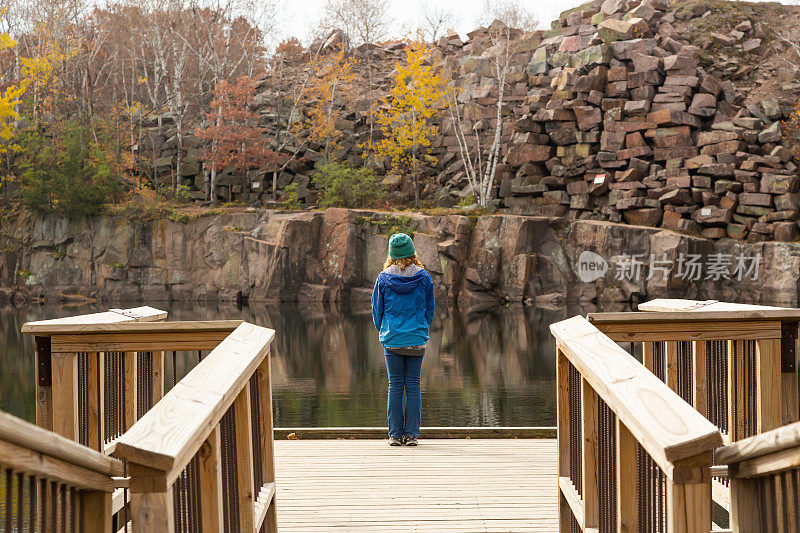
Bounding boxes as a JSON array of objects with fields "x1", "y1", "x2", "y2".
[{"x1": 384, "y1": 350, "x2": 423, "y2": 438}]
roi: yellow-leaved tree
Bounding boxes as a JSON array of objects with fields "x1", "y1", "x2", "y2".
[
  {"x1": 302, "y1": 47, "x2": 356, "y2": 161},
  {"x1": 370, "y1": 39, "x2": 447, "y2": 206},
  {"x1": 20, "y1": 25, "x2": 72, "y2": 120},
  {"x1": 0, "y1": 23, "x2": 23, "y2": 197}
]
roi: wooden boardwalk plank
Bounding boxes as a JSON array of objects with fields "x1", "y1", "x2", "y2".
[{"x1": 274, "y1": 439, "x2": 558, "y2": 532}]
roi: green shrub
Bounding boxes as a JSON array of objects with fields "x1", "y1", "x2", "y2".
[
  {"x1": 156, "y1": 183, "x2": 193, "y2": 203},
  {"x1": 358, "y1": 214, "x2": 416, "y2": 238},
  {"x1": 458, "y1": 195, "x2": 476, "y2": 208},
  {"x1": 282, "y1": 183, "x2": 301, "y2": 209},
  {"x1": 311, "y1": 161, "x2": 383, "y2": 208},
  {"x1": 19, "y1": 120, "x2": 121, "y2": 217},
  {"x1": 175, "y1": 184, "x2": 193, "y2": 203}
]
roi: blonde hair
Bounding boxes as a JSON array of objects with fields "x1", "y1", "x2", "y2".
[{"x1": 384, "y1": 254, "x2": 424, "y2": 271}]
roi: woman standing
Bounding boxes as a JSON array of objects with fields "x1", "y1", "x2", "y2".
[{"x1": 371, "y1": 233, "x2": 435, "y2": 446}]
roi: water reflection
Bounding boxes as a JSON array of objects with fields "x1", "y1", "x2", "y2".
[{"x1": 0, "y1": 301, "x2": 570, "y2": 427}]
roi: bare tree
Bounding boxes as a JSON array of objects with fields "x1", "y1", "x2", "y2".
[
  {"x1": 129, "y1": 5, "x2": 170, "y2": 184},
  {"x1": 321, "y1": 0, "x2": 390, "y2": 46},
  {"x1": 180, "y1": 0, "x2": 276, "y2": 202},
  {"x1": 321, "y1": 0, "x2": 390, "y2": 144},
  {"x1": 479, "y1": 0, "x2": 538, "y2": 31},
  {"x1": 419, "y1": 1, "x2": 457, "y2": 43},
  {"x1": 166, "y1": 12, "x2": 193, "y2": 191},
  {"x1": 448, "y1": 21, "x2": 522, "y2": 207}
]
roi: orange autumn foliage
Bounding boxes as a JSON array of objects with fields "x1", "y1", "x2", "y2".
[
  {"x1": 298, "y1": 47, "x2": 356, "y2": 160},
  {"x1": 197, "y1": 76, "x2": 283, "y2": 180}
]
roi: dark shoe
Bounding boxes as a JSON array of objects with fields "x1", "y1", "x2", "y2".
[
  {"x1": 388, "y1": 437, "x2": 402, "y2": 446},
  {"x1": 404, "y1": 436, "x2": 418, "y2": 446}
]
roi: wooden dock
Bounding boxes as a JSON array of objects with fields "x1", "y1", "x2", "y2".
[
  {"x1": 273, "y1": 438, "x2": 558, "y2": 532},
  {"x1": 9, "y1": 300, "x2": 800, "y2": 532}
]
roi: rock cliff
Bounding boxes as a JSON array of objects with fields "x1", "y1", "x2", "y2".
[{"x1": 2, "y1": 210, "x2": 798, "y2": 309}]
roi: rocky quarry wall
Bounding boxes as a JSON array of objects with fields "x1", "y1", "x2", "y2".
[
  {"x1": 2, "y1": 210, "x2": 799, "y2": 310},
  {"x1": 141, "y1": 0, "x2": 800, "y2": 243}
]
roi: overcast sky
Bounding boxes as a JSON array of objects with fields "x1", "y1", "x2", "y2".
[{"x1": 279, "y1": 0, "x2": 585, "y2": 44}]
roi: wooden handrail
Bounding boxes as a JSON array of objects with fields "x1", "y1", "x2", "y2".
[
  {"x1": 552, "y1": 315, "x2": 721, "y2": 532},
  {"x1": 589, "y1": 298, "x2": 800, "y2": 530},
  {"x1": 586, "y1": 312, "x2": 785, "y2": 342},
  {"x1": 590, "y1": 299, "x2": 799, "y2": 436},
  {"x1": 716, "y1": 421, "x2": 800, "y2": 530},
  {"x1": 36, "y1": 319, "x2": 243, "y2": 334},
  {"x1": 113, "y1": 322, "x2": 278, "y2": 532},
  {"x1": 716, "y1": 421, "x2": 800, "y2": 468},
  {"x1": 23, "y1": 306, "x2": 169, "y2": 441},
  {"x1": 638, "y1": 298, "x2": 798, "y2": 313},
  {"x1": 22, "y1": 309, "x2": 278, "y2": 531},
  {"x1": 113, "y1": 322, "x2": 274, "y2": 476},
  {"x1": 21, "y1": 306, "x2": 168, "y2": 333},
  {"x1": 590, "y1": 310, "x2": 800, "y2": 324},
  {"x1": 0, "y1": 410, "x2": 122, "y2": 529},
  {"x1": 46, "y1": 319, "x2": 243, "y2": 353},
  {"x1": 551, "y1": 316, "x2": 722, "y2": 470},
  {"x1": 0, "y1": 410, "x2": 122, "y2": 477}
]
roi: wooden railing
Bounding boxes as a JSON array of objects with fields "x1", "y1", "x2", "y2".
[
  {"x1": 112, "y1": 322, "x2": 277, "y2": 533},
  {"x1": 0, "y1": 410, "x2": 123, "y2": 530},
  {"x1": 23, "y1": 306, "x2": 168, "y2": 442},
  {"x1": 588, "y1": 299, "x2": 800, "y2": 527},
  {"x1": 22, "y1": 309, "x2": 241, "y2": 452},
  {"x1": 551, "y1": 315, "x2": 722, "y2": 533},
  {"x1": 22, "y1": 308, "x2": 258, "y2": 530},
  {"x1": 587, "y1": 299, "x2": 800, "y2": 443},
  {"x1": 716, "y1": 421, "x2": 800, "y2": 532}
]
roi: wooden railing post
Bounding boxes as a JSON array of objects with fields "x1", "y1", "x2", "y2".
[
  {"x1": 556, "y1": 347, "x2": 571, "y2": 533},
  {"x1": 692, "y1": 341, "x2": 707, "y2": 417},
  {"x1": 781, "y1": 322, "x2": 799, "y2": 426},
  {"x1": 124, "y1": 351, "x2": 138, "y2": 430},
  {"x1": 234, "y1": 382, "x2": 256, "y2": 531},
  {"x1": 85, "y1": 352, "x2": 104, "y2": 451},
  {"x1": 130, "y1": 487, "x2": 174, "y2": 533},
  {"x1": 666, "y1": 470, "x2": 712, "y2": 533},
  {"x1": 256, "y1": 352, "x2": 278, "y2": 532},
  {"x1": 51, "y1": 352, "x2": 79, "y2": 440},
  {"x1": 199, "y1": 425, "x2": 223, "y2": 532},
  {"x1": 35, "y1": 335, "x2": 53, "y2": 431},
  {"x1": 80, "y1": 491, "x2": 113, "y2": 531},
  {"x1": 581, "y1": 378, "x2": 598, "y2": 530},
  {"x1": 556, "y1": 348, "x2": 570, "y2": 479},
  {"x1": 728, "y1": 339, "x2": 744, "y2": 441},
  {"x1": 152, "y1": 351, "x2": 165, "y2": 404},
  {"x1": 643, "y1": 341, "x2": 654, "y2": 372},
  {"x1": 755, "y1": 338, "x2": 781, "y2": 433},
  {"x1": 665, "y1": 341, "x2": 678, "y2": 390},
  {"x1": 616, "y1": 420, "x2": 638, "y2": 532},
  {"x1": 730, "y1": 477, "x2": 761, "y2": 530}
]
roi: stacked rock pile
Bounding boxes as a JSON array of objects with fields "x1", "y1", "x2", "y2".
[{"x1": 445, "y1": 0, "x2": 799, "y2": 241}]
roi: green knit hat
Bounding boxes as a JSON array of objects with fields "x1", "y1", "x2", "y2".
[{"x1": 388, "y1": 233, "x2": 415, "y2": 259}]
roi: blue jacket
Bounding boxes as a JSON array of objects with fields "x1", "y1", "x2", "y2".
[{"x1": 371, "y1": 267, "x2": 435, "y2": 348}]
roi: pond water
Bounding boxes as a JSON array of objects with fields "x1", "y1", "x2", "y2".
[{"x1": 0, "y1": 301, "x2": 570, "y2": 428}]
